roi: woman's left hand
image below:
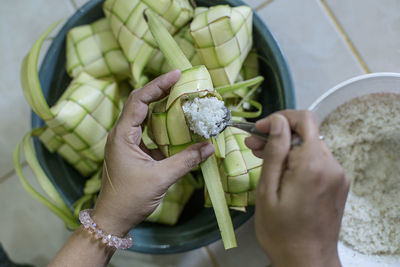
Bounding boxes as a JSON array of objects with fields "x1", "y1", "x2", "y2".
[{"x1": 91, "y1": 70, "x2": 215, "y2": 236}]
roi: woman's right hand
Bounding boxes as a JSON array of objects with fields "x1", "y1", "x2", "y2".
[{"x1": 245, "y1": 111, "x2": 350, "y2": 267}]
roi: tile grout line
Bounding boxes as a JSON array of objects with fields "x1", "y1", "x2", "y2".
[
  {"x1": 0, "y1": 161, "x2": 28, "y2": 184},
  {"x1": 320, "y1": 0, "x2": 370, "y2": 74},
  {"x1": 255, "y1": 0, "x2": 274, "y2": 11},
  {"x1": 204, "y1": 246, "x2": 219, "y2": 267}
]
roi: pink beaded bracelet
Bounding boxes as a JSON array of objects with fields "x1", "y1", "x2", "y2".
[{"x1": 79, "y1": 209, "x2": 133, "y2": 249}]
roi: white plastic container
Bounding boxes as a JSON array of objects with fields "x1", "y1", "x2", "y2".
[
  {"x1": 309, "y1": 72, "x2": 400, "y2": 267},
  {"x1": 309, "y1": 72, "x2": 400, "y2": 123}
]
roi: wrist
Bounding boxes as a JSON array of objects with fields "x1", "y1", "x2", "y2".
[
  {"x1": 92, "y1": 188, "x2": 146, "y2": 236},
  {"x1": 91, "y1": 207, "x2": 134, "y2": 237},
  {"x1": 79, "y1": 210, "x2": 133, "y2": 250}
]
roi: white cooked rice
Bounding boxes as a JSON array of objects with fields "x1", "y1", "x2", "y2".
[
  {"x1": 182, "y1": 96, "x2": 226, "y2": 139},
  {"x1": 320, "y1": 93, "x2": 400, "y2": 255}
]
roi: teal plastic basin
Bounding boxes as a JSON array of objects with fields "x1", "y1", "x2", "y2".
[{"x1": 33, "y1": 0, "x2": 294, "y2": 254}]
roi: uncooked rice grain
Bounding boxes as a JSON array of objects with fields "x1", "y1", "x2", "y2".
[{"x1": 320, "y1": 93, "x2": 400, "y2": 255}]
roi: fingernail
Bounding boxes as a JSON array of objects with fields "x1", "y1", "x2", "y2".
[
  {"x1": 200, "y1": 143, "x2": 215, "y2": 159},
  {"x1": 270, "y1": 115, "x2": 284, "y2": 135}
]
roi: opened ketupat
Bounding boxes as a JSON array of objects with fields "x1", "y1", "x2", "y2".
[
  {"x1": 189, "y1": 5, "x2": 261, "y2": 208},
  {"x1": 15, "y1": 19, "x2": 198, "y2": 228},
  {"x1": 14, "y1": 1, "x2": 265, "y2": 249},
  {"x1": 145, "y1": 9, "x2": 238, "y2": 249}
]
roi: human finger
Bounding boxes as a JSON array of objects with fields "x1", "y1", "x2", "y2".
[
  {"x1": 245, "y1": 136, "x2": 265, "y2": 159},
  {"x1": 157, "y1": 142, "x2": 215, "y2": 185},
  {"x1": 256, "y1": 110, "x2": 319, "y2": 143},
  {"x1": 119, "y1": 69, "x2": 181, "y2": 129},
  {"x1": 257, "y1": 114, "x2": 291, "y2": 204},
  {"x1": 245, "y1": 136, "x2": 266, "y2": 151}
]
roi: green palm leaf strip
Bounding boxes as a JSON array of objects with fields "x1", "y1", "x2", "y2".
[
  {"x1": 216, "y1": 76, "x2": 263, "y2": 118},
  {"x1": 20, "y1": 22, "x2": 60, "y2": 120},
  {"x1": 13, "y1": 129, "x2": 79, "y2": 229},
  {"x1": 215, "y1": 76, "x2": 263, "y2": 95},
  {"x1": 146, "y1": 8, "x2": 237, "y2": 249}
]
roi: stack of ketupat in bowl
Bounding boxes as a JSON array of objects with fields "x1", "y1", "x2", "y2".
[{"x1": 15, "y1": 0, "x2": 266, "y2": 249}]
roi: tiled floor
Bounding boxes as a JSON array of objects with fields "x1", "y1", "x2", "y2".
[
  {"x1": 255, "y1": 0, "x2": 365, "y2": 109},
  {"x1": 324, "y1": 0, "x2": 400, "y2": 73},
  {"x1": 0, "y1": 170, "x2": 70, "y2": 266},
  {"x1": 0, "y1": 0, "x2": 75, "y2": 179},
  {"x1": 1, "y1": 0, "x2": 399, "y2": 266}
]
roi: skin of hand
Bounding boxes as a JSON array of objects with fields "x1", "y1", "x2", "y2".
[
  {"x1": 92, "y1": 69, "x2": 215, "y2": 237},
  {"x1": 245, "y1": 111, "x2": 350, "y2": 267},
  {"x1": 49, "y1": 70, "x2": 215, "y2": 267}
]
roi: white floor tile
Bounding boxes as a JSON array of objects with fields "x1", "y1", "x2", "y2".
[
  {"x1": 0, "y1": 0, "x2": 75, "y2": 178},
  {"x1": 111, "y1": 247, "x2": 214, "y2": 267},
  {"x1": 245, "y1": 0, "x2": 269, "y2": 9},
  {"x1": 256, "y1": 0, "x2": 365, "y2": 109},
  {"x1": 0, "y1": 167, "x2": 70, "y2": 266},
  {"x1": 207, "y1": 217, "x2": 271, "y2": 267},
  {"x1": 325, "y1": 0, "x2": 400, "y2": 73}
]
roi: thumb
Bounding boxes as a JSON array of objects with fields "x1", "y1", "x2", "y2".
[
  {"x1": 258, "y1": 114, "x2": 291, "y2": 203},
  {"x1": 158, "y1": 142, "x2": 215, "y2": 185}
]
